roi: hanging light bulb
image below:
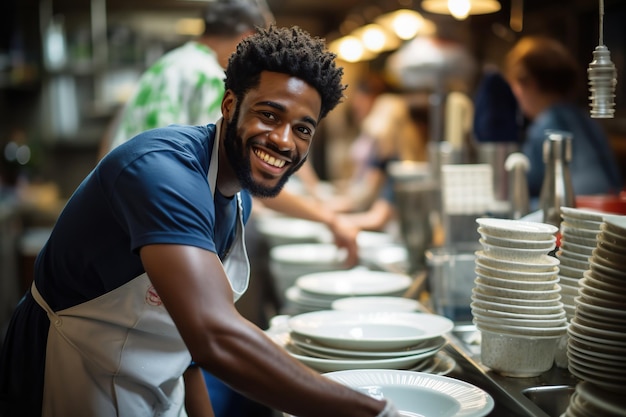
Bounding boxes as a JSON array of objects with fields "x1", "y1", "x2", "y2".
[
  {"x1": 588, "y1": 0, "x2": 617, "y2": 118},
  {"x1": 421, "y1": 0, "x2": 501, "y2": 21},
  {"x1": 448, "y1": 0, "x2": 471, "y2": 20}
]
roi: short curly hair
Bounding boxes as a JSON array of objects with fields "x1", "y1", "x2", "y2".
[{"x1": 224, "y1": 25, "x2": 346, "y2": 120}]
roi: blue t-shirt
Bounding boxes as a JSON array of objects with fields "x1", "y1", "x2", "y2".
[
  {"x1": 524, "y1": 103, "x2": 623, "y2": 199},
  {"x1": 0, "y1": 123, "x2": 253, "y2": 415}
]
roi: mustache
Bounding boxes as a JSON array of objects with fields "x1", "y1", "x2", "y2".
[{"x1": 249, "y1": 138, "x2": 298, "y2": 162}]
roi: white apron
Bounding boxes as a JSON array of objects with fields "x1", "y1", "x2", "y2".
[{"x1": 31, "y1": 122, "x2": 250, "y2": 417}]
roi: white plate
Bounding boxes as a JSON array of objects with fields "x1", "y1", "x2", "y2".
[
  {"x1": 290, "y1": 334, "x2": 446, "y2": 359},
  {"x1": 331, "y1": 296, "x2": 421, "y2": 312},
  {"x1": 312, "y1": 369, "x2": 494, "y2": 417},
  {"x1": 283, "y1": 342, "x2": 442, "y2": 372},
  {"x1": 287, "y1": 310, "x2": 454, "y2": 350},
  {"x1": 296, "y1": 270, "x2": 412, "y2": 297}
]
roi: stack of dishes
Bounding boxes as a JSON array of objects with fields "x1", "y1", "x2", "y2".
[
  {"x1": 557, "y1": 207, "x2": 605, "y2": 321},
  {"x1": 285, "y1": 369, "x2": 495, "y2": 417},
  {"x1": 284, "y1": 269, "x2": 412, "y2": 314},
  {"x1": 560, "y1": 381, "x2": 626, "y2": 417},
  {"x1": 269, "y1": 243, "x2": 349, "y2": 307},
  {"x1": 267, "y1": 310, "x2": 455, "y2": 374},
  {"x1": 472, "y1": 218, "x2": 567, "y2": 377},
  {"x1": 567, "y1": 215, "x2": 626, "y2": 395}
]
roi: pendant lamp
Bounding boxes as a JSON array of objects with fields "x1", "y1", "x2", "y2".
[{"x1": 421, "y1": 0, "x2": 501, "y2": 20}]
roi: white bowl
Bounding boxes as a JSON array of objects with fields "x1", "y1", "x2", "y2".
[
  {"x1": 479, "y1": 329, "x2": 561, "y2": 377},
  {"x1": 560, "y1": 215, "x2": 603, "y2": 231},
  {"x1": 476, "y1": 218, "x2": 558, "y2": 240},
  {"x1": 559, "y1": 240, "x2": 594, "y2": 256},
  {"x1": 603, "y1": 214, "x2": 626, "y2": 235},
  {"x1": 561, "y1": 222, "x2": 600, "y2": 240},
  {"x1": 592, "y1": 246, "x2": 626, "y2": 267},
  {"x1": 478, "y1": 228, "x2": 556, "y2": 249},
  {"x1": 560, "y1": 206, "x2": 607, "y2": 222},
  {"x1": 558, "y1": 263, "x2": 587, "y2": 279},
  {"x1": 475, "y1": 270, "x2": 559, "y2": 291},
  {"x1": 557, "y1": 252, "x2": 590, "y2": 270},
  {"x1": 475, "y1": 260, "x2": 558, "y2": 282},
  {"x1": 472, "y1": 287, "x2": 562, "y2": 305},
  {"x1": 470, "y1": 303, "x2": 566, "y2": 320},
  {"x1": 472, "y1": 311, "x2": 567, "y2": 328},
  {"x1": 582, "y1": 270, "x2": 625, "y2": 294},
  {"x1": 474, "y1": 250, "x2": 560, "y2": 272},
  {"x1": 474, "y1": 280, "x2": 560, "y2": 300},
  {"x1": 561, "y1": 233, "x2": 597, "y2": 248},
  {"x1": 470, "y1": 298, "x2": 565, "y2": 315},
  {"x1": 479, "y1": 239, "x2": 554, "y2": 262}
]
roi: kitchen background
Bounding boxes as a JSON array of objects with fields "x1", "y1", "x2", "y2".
[{"x1": 1, "y1": 0, "x2": 626, "y2": 327}]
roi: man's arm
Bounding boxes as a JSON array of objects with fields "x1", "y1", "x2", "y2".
[
  {"x1": 183, "y1": 365, "x2": 215, "y2": 417},
  {"x1": 140, "y1": 244, "x2": 386, "y2": 417},
  {"x1": 260, "y1": 190, "x2": 360, "y2": 265}
]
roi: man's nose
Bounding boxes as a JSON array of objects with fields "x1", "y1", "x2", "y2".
[{"x1": 268, "y1": 124, "x2": 294, "y2": 151}]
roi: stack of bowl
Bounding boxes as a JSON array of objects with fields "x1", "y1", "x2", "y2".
[
  {"x1": 566, "y1": 214, "x2": 626, "y2": 396},
  {"x1": 471, "y1": 218, "x2": 568, "y2": 377},
  {"x1": 557, "y1": 207, "x2": 605, "y2": 321},
  {"x1": 561, "y1": 381, "x2": 626, "y2": 417}
]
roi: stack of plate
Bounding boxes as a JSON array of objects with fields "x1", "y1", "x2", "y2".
[
  {"x1": 267, "y1": 310, "x2": 455, "y2": 374},
  {"x1": 567, "y1": 215, "x2": 626, "y2": 395},
  {"x1": 471, "y1": 218, "x2": 568, "y2": 377},
  {"x1": 557, "y1": 207, "x2": 605, "y2": 320},
  {"x1": 269, "y1": 243, "x2": 350, "y2": 307},
  {"x1": 284, "y1": 269, "x2": 412, "y2": 314},
  {"x1": 561, "y1": 381, "x2": 626, "y2": 417}
]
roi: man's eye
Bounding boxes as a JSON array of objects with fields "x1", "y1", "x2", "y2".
[{"x1": 261, "y1": 111, "x2": 276, "y2": 121}]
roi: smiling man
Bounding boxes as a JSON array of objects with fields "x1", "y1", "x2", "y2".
[{"x1": 0, "y1": 25, "x2": 402, "y2": 417}]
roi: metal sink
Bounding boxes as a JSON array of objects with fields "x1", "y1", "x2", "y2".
[{"x1": 522, "y1": 385, "x2": 576, "y2": 417}]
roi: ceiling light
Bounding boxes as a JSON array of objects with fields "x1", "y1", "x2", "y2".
[
  {"x1": 375, "y1": 9, "x2": 432, "y2": 40},
  {"x1": 329, "y1": 36, "x2": 376, "y2": 63},
  {"x1": 421, "y1": 0, "x2": 501, "y2": 20}
]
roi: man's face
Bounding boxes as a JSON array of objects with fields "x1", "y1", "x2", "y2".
[{"x1": 223, "y1": 71, "x2": 322, "y2": 198}]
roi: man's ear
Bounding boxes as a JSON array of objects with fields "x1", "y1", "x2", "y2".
[{"x1": 221, "y1": 90, "x2": 236, "y2": 122}]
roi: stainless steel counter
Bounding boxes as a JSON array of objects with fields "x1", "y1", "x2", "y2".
[{"x1": 443, "y1": 323, "x2": 580, "y2": 417}]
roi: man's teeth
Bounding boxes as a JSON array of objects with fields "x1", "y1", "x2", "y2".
[{"x1": 254, "y1": 149, "x2": 286, "y2": 168}]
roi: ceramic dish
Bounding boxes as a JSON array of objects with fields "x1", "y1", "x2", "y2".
[
  {"x1": 470, "y1": 298, "x2": 564, "y2": 315},
  {"x1": 474, "y1": 250, "x2": 559, "y2": 272},
  {"x1": 475, "y1": 218, "x2": 558, "y2": 240},
  {"x1": 306, "y1": 369, "x2": 495, "y2": 417},
  {"x1": 477, "y1": 228, "x2": 556, "y2": 249},
  {"x1": 478, "y1": 239, "x2": 554, "y2": 262},
  {"x1": 331, "y1": 296, "x2": 421, "y2": 312},
  {"x1": 287, "y1": 310, "x2": 454, "y2": 351},
  {"x1": 289, "y1": 334, "x2": 446, "y2": 359},
  {"x1": 576, "y1": 381, "x2": 626, "y2": 417},
  {"x1": 296, "y1": 270, "x2": 412, "y2": 298},
  {"x1": 282, "y1": 341, "x2": 441, "y2": 372},
  {"x1": 560, "y1": 206, "x2": 607, "y2": 222}
]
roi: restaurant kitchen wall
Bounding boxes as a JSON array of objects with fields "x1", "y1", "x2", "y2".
[{"x1": 1, "y1": 0, "x2": 626, "y2": 200}]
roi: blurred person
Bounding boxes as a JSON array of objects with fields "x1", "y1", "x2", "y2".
[
  {"x1": 504, "y1": 35, "x2": 622, "y2": 202},
  {"x1": 99, "y1": 0, "x2": 272, "y2": 156},
  {"x1": 0, "y1": 25, "x2": 402, "y2": 417},
  {"x1": 332, "y1": 93, "x2": 428, "y2": 232}
]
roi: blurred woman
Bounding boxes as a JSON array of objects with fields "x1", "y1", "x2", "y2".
[{"x1": 504, "y1": 36, "x2": 622, "y2": 201}]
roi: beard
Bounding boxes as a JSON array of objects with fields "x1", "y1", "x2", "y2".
[{"x1": 223, "y1": 107, "x2": 307, "y2": 198}]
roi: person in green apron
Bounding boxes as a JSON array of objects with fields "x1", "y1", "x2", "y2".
[{"x1": 0, "y1": 25, "x2": 401, "y2": 417}]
